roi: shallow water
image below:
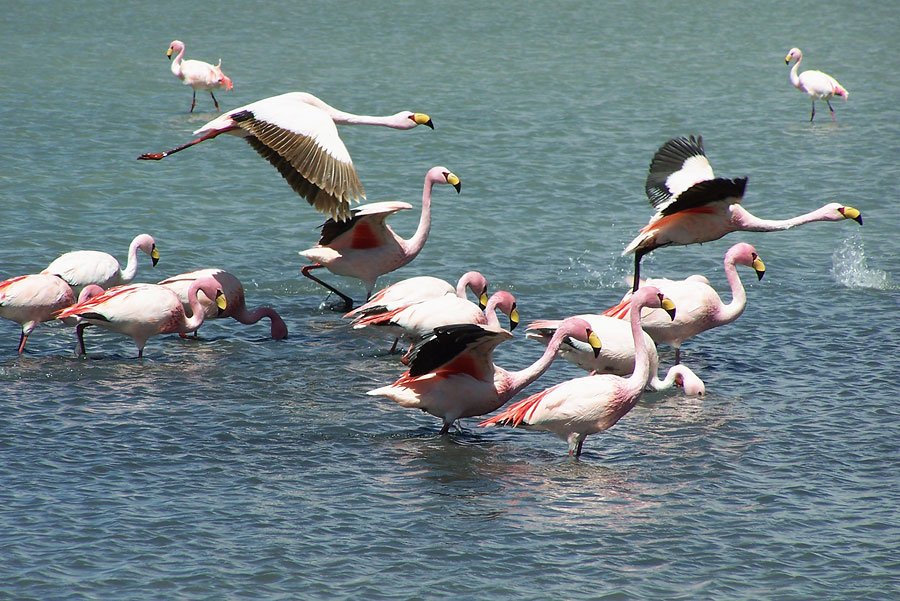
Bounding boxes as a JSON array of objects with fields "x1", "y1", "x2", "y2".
[{"x1": 2, "y1": 1, "x2": 899, "y2": 599}]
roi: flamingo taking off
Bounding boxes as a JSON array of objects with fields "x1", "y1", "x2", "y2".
[
  {"x1": 605, "y1": 242, "x2": 765, "y2": 364},
  {"x1": 158, "y1": 268, "x2": 288, "y2": 339},
  {"x1": 56, "y1": 278, "x2": 226, "y2": 358},
  {"x1": 0, "y1": 274, "x2": 75, "y2": 354},
  {"x1": 137, "y1": 91, "x2": 435, "y2": 220},
  {"x1": 526, "y1": 315, "x2": 705, "y2": 396},
  {"x1": 480, "y1": 286, "x2": 676, "y2": 457},
  {"x1": 623, "y1": 135, "x2": 862, "y2": 291},
  {"x1": 300, "y1": 166, "x2": 461, "y2": 311},
  {"x1": 167, "y1": 40, "x2": 234, "y2": 113},
  {"x1": 785, "y1": 47, "x2": 848, "y2": 122},
  {"x1": 367, "y1": 317, "x2": 602, "y2": 434},
  {"x1": 42, "y1": 233, "x2": 160, "y2": 296}
]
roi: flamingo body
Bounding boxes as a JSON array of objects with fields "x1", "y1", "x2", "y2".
[
  {"x1": 42, "y1": 234, "x2": 160, "y2": 297},
  {"x1": 344, "y1": 271, "x2": 489, "y2": 320},
  {"x1": 785, "y1": 47, "x2": 848, "y2": 122},
  {"x1": 0, "y1": 274, "x2": 76, "y2": 354},
  {"x1": 167, "y1": 40, "x2": 233, "y2": 112}
]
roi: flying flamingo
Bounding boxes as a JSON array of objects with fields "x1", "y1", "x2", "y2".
[
  {"x1": 56, "y1": 278, "x2": 226, "y2": 358},
  {"x1": 299, "y1": 166, "x2": 461, "y2": 311},
  {"x1": 137, "y1": 91, "x2": 435, "y2": 220},
  {"x1": 166, "y1": 40, "x2": 234, "y2": 113},
  {"x1": 42, "y1": 233, "x2": 160, "y2": 296},
  {"x1": 158, "y1": 268, "x2": 288, "y2": 339},
  {"x1": 605, "y1": 242, "x2": 765, "y2": 364},
  {"x1": 479, "y1": 286, "x2": 676, "y2": 457},
  {"x1": 623, "y1": 135, "x2": 862, "y2": 291},
  {"x1": 0, "y1": 274, "x2": 75, "y2": 354},
  {"x1": 526, "y1": 315, "x2": 705, "y2": 396},
  {"x1": 785, "y1": 47, "x2": 848, "y2": 122},
  {"x1": 367, "y1": 316, "x2": 602, "y2": 434}
]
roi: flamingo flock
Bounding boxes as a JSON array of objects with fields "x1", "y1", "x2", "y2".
[{"x1": 0, "y1": 42, "x2": 865, "y2": 459}]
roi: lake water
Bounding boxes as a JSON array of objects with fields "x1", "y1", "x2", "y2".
[{"x1": 2, "y1": 1, "x2": 899, "y2": 599}]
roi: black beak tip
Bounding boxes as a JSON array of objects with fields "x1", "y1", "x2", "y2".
[
  {"x1": 757, "y1": 270, "x2": 765, "y2": 281},
  {"x1": 424, "y1": 119, "x2": 434, "y2": 129}
]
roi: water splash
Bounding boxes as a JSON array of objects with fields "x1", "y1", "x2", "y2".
[{"x1": 831, "y1": 233, "x2": 894, "y2": 289}]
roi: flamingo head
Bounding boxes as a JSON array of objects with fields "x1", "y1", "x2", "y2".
[
  {"x1": 785, "y1": 47, "x2": 802, "y2": 65},
  {"x1": 562, "y1": 317, "x2": 602, "y2": 358},
  {"x1": 486, "y1": 291, "x2": 519, "y2": 331},
  {"x1": 133, "y1": 234, "x2": 160, "y2": 266},
  {"x1": 407, "y1": 112, "x2": 434, "y2": 129},
  {"x1": 817, "y1": 203, "x2": 862, "y2": 225},
  {"x1": 460, "y1": 271, "x2": 489, "y2": 309},
  {"x1": 727, "y1": 243, "x2": 766, "y2": 281},
  {"x1": 190, "y1": 276, "x2": 227, "y2": 316},
  {"x1": 673, "y1": 367, "x2": 705, "y2": 397},
  {"x1": 77, "y1": 284, "x2": 106, "y2": 303},
  {"x1": 427, "y1": 166, "x2": 461, "y2": 193},
  {"x1": 167, "y1": 40, "x2": 184, "y2": 59},
  {"x1": 836, "y1": 205, "x2": 862, "y2": 225},
  {"x1": 634, "y1": 285, "x2": 676, "y2": 320}
]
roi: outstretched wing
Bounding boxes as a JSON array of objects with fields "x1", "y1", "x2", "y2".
[
  {"x1": 645, "y1": 135, "x2": 715, "y2": 211},
  {"x1": 407, "y1": 324, "x2": 512, "y2": 378}
]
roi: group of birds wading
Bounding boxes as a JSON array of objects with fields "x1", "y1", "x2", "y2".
[{"x1": 1, "y1": 42, "x2": 861, "y2": 457}]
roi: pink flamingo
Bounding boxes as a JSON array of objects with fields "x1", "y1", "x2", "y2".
[
  {"x1": 0, "y1": 274, "x2": 75, "y2": 354},
  {"x1": 479, "y1": 286, "x2": 676, "y2": 457},
  {"x1": 69, "y1": 284, "x2": 106, "y2": 355},
  {"x1": 345, "y1": 271, "x2": 489, "y2": 320},
  {"x1": 158, "y1": 268, "x2": 288, "y2": 339},
  {"x1": 526, "y1": 315, "x2": 705, "y2": 396},
  {"x1": 166, "y1": 40, "x2": 233, "y2": 113},
  {"x1": 368, "y1": 317, "x2": 602, "y2": 434},
  {"x1": 56, "y1": 278, "x2": 226, "y2": 358},
  {"x1": 623, "y1": 135, "x2": 862, "y2": 291},
  {"x1": 785, "y1": 47, "x2": 848, "y2": 122},
  {"x1": 137, "y1": 92, "x2": 435, "y2": 220},
  {"x1": 300, "y1": 166, "x2": 461, "y2": 311},
  {"x1": 42, "y1": 233, "x2": 160, "y2": 296},
  {"x1": 604, "y1": 242, "x2": 765, "y2": 364}
]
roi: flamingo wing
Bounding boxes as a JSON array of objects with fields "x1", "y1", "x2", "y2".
[
  {"x1": 655, "y1": 177, "x2": 748, "y2": 218},
  {"x1": 406, "y1": 324, "x2": 512, "y2": 378},
  {"x1": 316, "y1": 201, "x2": 412, "y2": 246},
  {"x1": 645, "y1": 135, "x2": 716, "y2": 210}
]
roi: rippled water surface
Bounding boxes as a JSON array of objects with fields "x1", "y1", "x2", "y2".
[{"x1": 2, "y1": 1, "x2": 899, "y2": 599}]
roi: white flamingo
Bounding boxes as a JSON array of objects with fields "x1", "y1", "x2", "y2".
[
  {"x1": 785, "y1": 47, "x2": 848, "y2": 122},
  {"x1": 42, "y1": 234, "x2": 160, "y2": 296},
  {"x1": 166, "y1": 40, "x2": 233, "y2": 113}
]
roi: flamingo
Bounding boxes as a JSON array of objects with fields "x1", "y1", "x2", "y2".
[
  {"x1": 56, "y1": 278, "x2": 226, "y2": 358},
  {"x1": 344, "y1": 271, "x2": 489, "y2": 320},
  {"x1": 785, "y1": 47, "x2": 848, "y2": 122},
  {"x1": 623, "y1": 135, "x2": 862, "y2": 291},
  {"x1": 605, "y1": 242, "x2": 765, "y2": 365},
  {"x1": 0, "y1": 274, "x2": 75, "y2": 354},
  {"x1": 526, "y1": 315, "x2": 705, "y2": 396},
  {"x1": 42, "y1": 234, "x2": 160, "y2": 296},
  {"x1": 166, "y1": 40, "x2": 234, "y2": 113},
  {"x1": 479, "y1": 286, "x2": 676, "y2": 457},
  {"x1": 69, "y1": 284, "x2": 106, "y2": 355},
  {"x1": 158, "y1": 268, "x2": 288, "y2": 339},
  {"x1": 137, "y1": 91, "x2": 435, "y2": 220},
  {"x1": 299, "y1": 166, "x2": 461, "y2": 311},
  {"x1": 367, "y1": 317, "x2": 602, "y2": 434}
]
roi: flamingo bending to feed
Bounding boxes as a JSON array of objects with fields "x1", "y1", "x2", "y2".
[
  {"x1": 623, "y1": 135, "x2": 862, "y2": 291},
  {"x1": 57, "y1": 278, "x2": 226, "y2": 358},
  {"x1": 69, "y1": 285, "x2": 106, "y2": 355},
  {"x1": 158, "y1": 269, "x2": 288, "y2": 339},
  {"x1": 0, "y1": 274, "x2": 75, "y2": 354},
  {"x1": 137, "y1": 91, "x2": 435, "y2": 220},
  {"x1": 785, "y1": 47, "x2": 848, "y2": 122},
  {"x1": 166, "y1": 40, "x2": 233, "y2": 113},
  {"x1": 42, "y1": 233, "x2": 160, "y2": 296},
  {"x1": 526, "y1": 315, "x2": 705, "y2": 396},
  {"x1": 480, "y1": 286, "x2": 676, "y2": 457},
  {"x1": 605, "y1": 242, "x2": 765, "y2": 364},
  {"x1": 368, "y1": 317, "x2": 602, "y2": 434},
  {"x1": 300, "y1": 166, "x2": 461, "y2": 311}
]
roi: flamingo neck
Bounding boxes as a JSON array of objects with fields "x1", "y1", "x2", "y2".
[
  {"x1": 234, "y1": 306, "x2": 288, "y2": 339},
  {"x1": 502, "y1": 333, "x2": 566, "y2": 403},
  {"x1": 400, "y1": 176, "x2": 435, "y2": 258},
  {"x1": 729, "y1": 204, "x2": 828, "y2": 232},
  {"x1": 627, "y1": 303, "x2": 652, "y2": 391},
  {"x1": 183, "y1": 285, "x2": 210, "y2": 332},
  {"x1": 170, "y1": 47, "x2": 185, "y2": 77},
  {"x1": 120, "y1": 239, "x2": 141, "y2": 283},
  {"x1": 789, "y1": 56, "x2": 802, "y2": 89},
  {"x1": 716, "y1": 255, "x2": 747, "y2": 323},
  {"x1": 296, "y1": 93, "x2": 406, "y2": 128}
]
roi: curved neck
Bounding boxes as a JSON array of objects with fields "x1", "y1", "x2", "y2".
[
  {"x1": 400, "y1": 176, "x2": 435, "y2": 257},
  {"x1": 235, "y1": 306, "x2": 287, "y2": 339},
  {"x1": 120, "y1": 239, "x2": 141, "y2": 283},
  {"x1": 183, "y1": 284, "x2": 212, "y2": 332},
  {"x1": 627, "y1": 304, "x2": 652, "y2": 390},
  {"x1": 502, "y1": 335, "x2": 566, "y2": 403},
  {"x1": 789, "y1": 57, "x2": 801, "y2": 88},
  {"x1": 717, "y1": 255, "x2": 747, "y2": 323},
  {"x1": 170, "y1": 48, "x2": 185, "y2": 76},
  {"x1": 730, "y1": 204, "x2": 825, "y2": 232}
]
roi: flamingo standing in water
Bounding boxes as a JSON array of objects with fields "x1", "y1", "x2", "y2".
[
  {"x1": 137, "y1": 91, "x2": 435, "y2": 220},
  {"x1": 42, "y1": 234, "x2": 160, "y2": 296},
  {"x1": 0, "y1": 274, "x2": 75, "y2": 354},
  {"x1": 623, "y1": 135, "x2": 862, "y2": 291},
  {"x1": 345, "y1": 271, "x2": 489, "y2": 320},
  {"x1": 69, "y1": 284, "x2": 106, "y2": 355},
  {"x1": 605, "y1": 242, "x2": 765, "y2": 364},
  {"x1": 368, "y1": 317, "x2": 602, "y2": 434},
  {"x1": 300, "y1": 166, "x2": 461, "y2": 311},
  {"x1": 526, "y1": 315, "x2": 705, "y2": 396},
  {"x1": 166, "y1": 40, "x2": 233, "y2": 113},
  {"x1": 785, "y1": 47, "x2": 848, "y2": 122},
  {"x1": 480, "y1": 286, "x2": 676, "y2": 457},
  {"x1": 57, "y1": 278, "x2": 226, "y2": 358},
  {"x1": 158, "y1": 268, "x2": 288, "y2": 339}
]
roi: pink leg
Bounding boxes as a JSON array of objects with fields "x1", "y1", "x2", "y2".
[
  {"x1": 137, "y1": 128, "x2": 228, "y2": 161},
  {"x1": 17, "y1": 332, "x2": 28, "y2": 355}
]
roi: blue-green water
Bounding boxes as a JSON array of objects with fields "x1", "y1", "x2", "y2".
[{"x1": 2, "y1": 1, "x2": 899, "y2": 599}]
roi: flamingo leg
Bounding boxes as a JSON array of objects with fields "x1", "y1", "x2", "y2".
[
  {"x1": 827, "y1": 99, "x2": 836, "y2": 121},
  {"x1": 137, "y1": 128, "x2": 227, "y2": 161},
  {"x1": 210, "y1": 90, "x2": 220, "y2": 112},
  {"x1": 301, "y1": 264, "x2": 354, "y2": 312},
  {"x1": 674, "y1": 346, "x2": 681, "y2": 365},
  {"x1": 439, "y1": 422, "x2": 451, "y2": 435},
  {"x1": 388, "y1": 337, "x2": 399, "y2": 354},
  {"x1": 810, "y1": 101, "x2": 816, "y2": 122},
  {"x1": 75, "y1": 323, "x2": 89, "y2": 355},
  {"x1": 190, "y1": 90, "x2": 197, "y2": 113},
  {"x1": 632, "y1": 251, "x2": 646, "y2": 293},
  {"x1": 575, "y1": 438, "x2": 585, "y2": 457},
  {"x1": 17, "y1": 332, "x2": 28, "y2": 355}
]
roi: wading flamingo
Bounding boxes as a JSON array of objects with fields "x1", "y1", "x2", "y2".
[
  {"x1": 606, "y1": 242, "x2": 765, "y2": 364},
  {"x1": 0, "y1": 274, "x2": 75, "y2": 354},
  {"x1": 57, "y1": 278, "x2": 226, "y2": 358},
  {"x1": 526, "y1": 315, "x2": 705, "y2": 396},
  {"x1": 158, "y1": 268, "x2": 288, "y2": 339},
  {"x1": 785, "y1": 47, "x2": 848, "y2": 122},
  {"x1": 69, "y1": 284, "x2": 106, "y2": 355},
  {"x1": 368, "y1": 317, "x2": 602, "y2": 434},
  {"x1": 137, "y1": 91, "x2": 435, "y2": 220},
  {"x1": 300, "y1": 166, "x2": 461, "y2": 311},
  {"x1": 345, "y1": 271, "x2": 489, "y2": 320},
  {"x1": 479, "y1": 286, "x2": 675, "y2": 457},
  {"x1": 42, "y1": 234, "x2": 160, "y2": 296},
  {"x1": 623, "y1": 135, "x2": 862, "y2": 291},
  {"x1": 167, "y1": 40, "x2": 233, "y2": 113}
]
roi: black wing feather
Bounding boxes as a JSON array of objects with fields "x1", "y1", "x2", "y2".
[
  {"x1": 658, "y1": 177, "x2": 748, "y2": 217},
  {"x1": 407, "y1": 324, "x2": 495, "y2": 377},
  {"x1": 645, "y1": 135, "x2": 706, "y2": 208}
]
